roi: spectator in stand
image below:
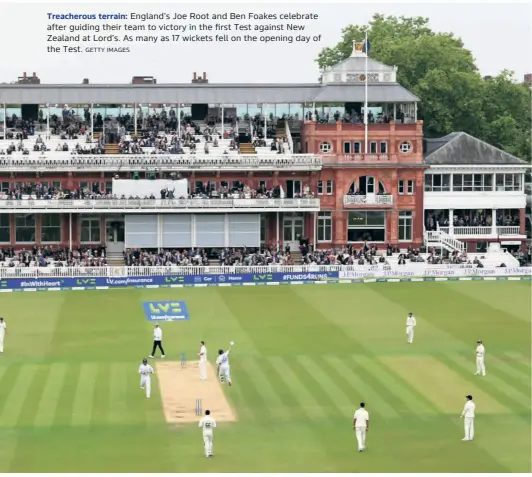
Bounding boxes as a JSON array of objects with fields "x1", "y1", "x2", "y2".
[{"x1": 0, "y1": 246, "x2": 106, "y2": 267}]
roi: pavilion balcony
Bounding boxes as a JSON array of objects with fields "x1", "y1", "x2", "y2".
[
  {"x1": 343, "y1": 194, "x2": 394, "y2": 207},
  {"x1": 0, "y1": 154, "x2": 323, "y2": 172},
  {"x1": 439, "y1": 226, "x2": 524, "y2": 238},
  {"x1": 0, "y1": 198, "x2": 321, "y2": 213}
]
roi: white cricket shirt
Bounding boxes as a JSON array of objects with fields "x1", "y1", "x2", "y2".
[
  {"x1": 154, "y1": 327, "x2": 162, "y2": 341},
  {"x1": 406, "y1": 316, "x2": 416, "y2": 327},
  {"x1": 354, "y1": 408, "x2": 369, "y2": 428},
  {"x1": 200, "y1": 345, "x2": 207, "y2": 361},
  {"x1": 198, "y1": 416, "x2": 217, "y2": 435},
  {"x1": 476, "y1": 345, "x2": 485, "y2": 359},
  {"x1": 139, "y1": 364, "x2": 154, "y2": 376},
  {"x1": 216, "y1": 351, "x2": 230, "y2": 367},
  {"x1": 0, "y1": 322, "x2": 6, "y2": 338},
  {"x1": 462, "y1": 401, "x2": 475, "y2": 418}
]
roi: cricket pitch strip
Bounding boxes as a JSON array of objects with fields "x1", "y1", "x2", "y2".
[{"x1": 156, "y1": 360, "x2": 237, "y2": 424}]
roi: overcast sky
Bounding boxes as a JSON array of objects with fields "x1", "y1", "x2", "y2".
[{"x1": 0, "y1": 2, "x2": 530, "y2": 84}]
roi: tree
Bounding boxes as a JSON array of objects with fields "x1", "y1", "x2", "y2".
[{"x1": 316, "y1": 14, "x2": 531, "y2": 162}]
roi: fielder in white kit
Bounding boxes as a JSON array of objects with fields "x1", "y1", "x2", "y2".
[
  {"x1": 198, "y1": 409, "x2": 217, "y2": 457},
  {"x1": 460, "y1": 395, "x2": 475, "y2": 441},
  {"x1": 216, "y1": 341, "x2": 234, "y2": 386},
  {"x1": 406, "y1": 312, "x2": 416, "y2": 344},
  {"x1": 475, "y1": 340, "x2": 486, "y2": 376},
  {"x1": 353, "y1": 402, "x2": 370, "y2": 452},
  {"x1": 0, "y1": 317, "x2": 6, "y2": 353},
  {"x1": 198, "y1": 341, "x2": 208, "y2": 380},
  {"x1": 138, "y1": 358, "x2": 155, "y2": 398}
]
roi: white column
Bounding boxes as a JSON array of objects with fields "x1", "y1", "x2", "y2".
[
  {"x1": 264, "y1": 104, "x2": 267, "y2": 139},
  {"x1": 276, "y1": 212, "x2": 279, "y2": 251},
  {"x1": 449, "y1": 209, "x2": 454, "y2": 234},
  {"x1": 69, "y1": 213, "x2": 72, "y2": 251},
  {"x1": 393, "y1": 103, "x2": 397, "y2": 120},
  {"x1": 492, "y1": 209, "x2": 497, "y2": 236},
  {"x1": 314, "y1": 212, "x2": 318, "y2": 248},
  {"x1": 46, "y1": 103, "x2": 50, "y2": 138},
  {"x1": 134, "y1": 102, "x2": 137, "y2": 137},
  {"x1": 3, "y1": 103, "x2": 6, "y2": 140},
  {"x1": 177, "y1": 104, "x2": 181, "y2": 136},
  {"x1": 221, "y1": 105, "x2": 224, "y2": 137},
  {"x1": 90, "y1": 103, "x2": 94, "y2": 140},
  {"x1": 414, "y1": 102, "x2": 418, "y2": 122}
]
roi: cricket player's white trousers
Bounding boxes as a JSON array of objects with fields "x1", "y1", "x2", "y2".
[
  {"x1": 200, "y1": 359, "x2": 207, "y2": 380},
  {"x1": 140, "y1": 376, "x2": 151, "y2": 398},
  {"x1": 464, "y1": 417, "x2": 474, "y2": 440},
  {"x1": 355, "y1": 427, "x2": 366, "y2": 451},
  {"x1": 476, "y1": 358, "x2": 486, "y2": 375},
  {"x1": 203, "y1": 433, "x2": 213, "y2": 456},
  {"x1": 0, "y1": 336, "x2": 4, "y2": 353},
  {"x1": 219, "y1": 364, "x2": 231, "y2": 384},
  {"x1": 406, "y1": 326, "x2": 414, "y2": 343}
]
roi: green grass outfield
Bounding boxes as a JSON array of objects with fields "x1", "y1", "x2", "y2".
[{"x1": 0, "y1": 280, "x2": 530, "y2": 472}]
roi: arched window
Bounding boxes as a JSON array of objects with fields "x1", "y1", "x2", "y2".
[{"x1": 348, "y1": 177, "x2": 387, "y2": 195}]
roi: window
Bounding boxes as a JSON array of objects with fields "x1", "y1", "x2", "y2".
[
  {"x1": 407, "y1": 180, "x2": 414, "y2": 194},
  {"x1": 399, "y1": 210, "x2": 413, "y2": 241},
  {"x1": 326, "y1": 180, "x2": 333, "y2": 195},
  {"x1": 319, "y1": 142, "x2": 331, "y2": 153},
  {"x1": 79, "y1": 181, "x2": 88, "y2": 192},
  {"x1": 399, "y1": 141, "x2": 411, "y2": 153},
  {"x1": 0, "y1": 182, "x2": 9, "y2": 195},
  {"x1": 343, "y1": 142, "x2": 351, "y2": 154},
  {"x1": 105, "y1": 181, "x2": 112, "y2": 193},
  {"x1": 353, "y1": 142, "x2": 361, "y2": 154},
  {"x1": 15, "y1": 214, "x2": 35, "y2": 243},
  {"x1": 380, "y1": 141, "x2": 388, "y2": 154},
  {"x1": 317, "y1": 180, "x2": 324, "y2": 195},
  {"x1": 425, "y1": 174, "x2": 451, "y2": 192},
  {"x1": 317, "y1": 212, "x2": 332, "y2": 242},
  {"x1": 370, "y1": 141, "x2": 378, "y2": 154},
  {"x1": 495, "y1": 173, "x2": 522, "y2": 191},
  {"x1": 0, "y1": 214, "x2": 10, "y2": 243},
  {"x1": 398, "y1": 180, "x2": 405, "y2": 195},
  {"x1": 453, "y1": 174, "x2": 494, "y2": 192},
  {"x1": 260, "y1": 214, "x2": 266, "y2": 244},
  {"x1": 41, "y1": 215, "x2": 61, "y2": 242},
  {"x1": 347, "y1": 211, "x2": 386, "y2": 242},
  {"x1": 52, "y1": 181, "x2": 61, "y2": 190},
  {"x1": 80, "y1": 215, "x2": 101, "y2": 243}
]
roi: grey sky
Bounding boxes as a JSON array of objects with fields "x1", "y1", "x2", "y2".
[{"x1": 0, "y1": 2, "x2": 530, "y2": 84}]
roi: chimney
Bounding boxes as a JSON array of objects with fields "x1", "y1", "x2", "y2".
[
  {"x1": 193, "y1": 72, "x2": 197, "y2": 80},
  {"x1": 23, "y1": 72, "x2": 27, "y2": 78},
  {"x1": 33, "y1": 72, "x2": 36, "y2": 78},
  {"x1": 203, "y1": 72, "x2": 206, "y2": 80}
]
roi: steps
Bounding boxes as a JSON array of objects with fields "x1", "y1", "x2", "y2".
[
  {"x1": 291, "y1": 251, "x2": 303, "y2": 264},
  {"x1": 104, "y1": 143, "x2": 120, "y2": 154},
  {"x1": 106, "y1": 252, "x2": 124, "y2": 266},
  {"x1": 239, "y1": 143, "x2": 256, "y2": 154},
  {"x1": 424, "y1": 230, "x2": 465, "y2": 253},
  {"x1": 276, "y1": 120, "x2": 285, "y2": 139}
]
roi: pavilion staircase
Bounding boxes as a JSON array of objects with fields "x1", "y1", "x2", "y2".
[
  {"x1": 104, "y1": 143, "x2": 120, "y2": 154},
  {"x1": 106, "y1": 251, "x2": 124, "y2": 267},
  {"x1": 239, "y1": 143, "x2": 256, "y2": 154},
  {"x1": 276, "y1": 120, "x2": 285, "y2": 139},
  {"x1": 424, "y1": 229, "x2": 466, "y2": 254}
]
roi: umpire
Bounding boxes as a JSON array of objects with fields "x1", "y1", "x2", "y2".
[{"x1": 149, "y1": 324, "x2": 166, "y2": 358}]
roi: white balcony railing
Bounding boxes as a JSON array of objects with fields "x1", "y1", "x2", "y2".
[
  {"x1": 0, "y1": 154, "x2": 323, "y2": 172},
  {"x1": 0, "y1": 198, "x2": 321, "y2": 211},
  {"x1": 439, "y1": 226, "x2": 522, "y2": 237},
  {"x1": 343, "y1": 194, "x2": 394, "y2": 206}
]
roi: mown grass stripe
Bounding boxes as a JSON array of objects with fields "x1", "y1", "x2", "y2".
[
  {"x1": 0, "y1": 366, "x2": 9, "y2": 389},
  {"x1": 350, "y1": 354, "x2": 437, "y2": 418},
  {"x1": 240, "y1": 358, "x2": 290, "y2": 421},
  {"x1": 444, "y1": 354, "x2": 530, "y2": 409},
  {"x1": 224, "y1": 367, "x2": 255, "y2": 422},
  {"x1": 91, "y1": 363, "x2": 110, "y2": 425},
  {"x1": 503, "y1": 352, "x2": 531, "y2": 375},
  {"x1": 323, "y1": 356, "x2": 398, "y2": 419},
  {"x1": 0, "y1": 365, "x2": 39, "y2": 427},
  {"x1": 233, "y1": 362, "x2": 271, "y2": 425},
  {"x1": 71, "y1": 363, "x2": 98, "y2": 426},
  {"x1": 487, "y1": 357, "x2": 530, "y2": 393},
  {"x1": 107, "y1": 363, "x2": 129, "y2": 425},
  {"x1": 268, "y1": 356, "x2": 326, "y2": 421},
  {"x1": 34, "y1": 363, "x2": 68, "y2": 427},
  {"x1": 297, "y1": 355, "x2": 354, "y2": 417}
]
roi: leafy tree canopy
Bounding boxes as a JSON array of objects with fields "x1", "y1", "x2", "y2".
[{"x1": 316, "y1": 14, "x2": 531, "y2": 162}]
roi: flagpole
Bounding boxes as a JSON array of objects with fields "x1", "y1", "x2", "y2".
[{"x1": 364, "y1": 31, "x2": 368, "y2": 155}]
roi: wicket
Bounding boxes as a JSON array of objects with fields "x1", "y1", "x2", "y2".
[
  {"x1": 195, "y1": 398, "x2": 202, "y2": 416},
  {"x1": 180, "y1": 352, "x2": 187, "y2": 367}
]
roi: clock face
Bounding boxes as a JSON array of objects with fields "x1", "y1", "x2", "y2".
[{"x1": 359, "y1": 74, "x2": 366, "y2": 82}]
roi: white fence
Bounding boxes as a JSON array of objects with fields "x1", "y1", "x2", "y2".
[
  {"x1": 0, "y1": 264, "x2": 529, "y2": 279},
  {"x1": 0, "y1": 154, "x2": 323, "y2": 171},
  {"x1": 0, "y1": 198, "x2": 321, "y2": 211},
  {"x1": 439, "y1": 226, "x2": 522, "y2": 236}
]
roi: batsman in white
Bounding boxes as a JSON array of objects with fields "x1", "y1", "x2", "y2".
[
  {"x1": 198, "y1": 409, "x2": 217, "y2": 457},
  {"x1": 0, "y1": 317, "x2": 6, "y2": 353},
  {"x1": 406, "y1": 312, "x2": 416, "y2": 344},
  {"x1": 138, "y1": 358, "x2": 155, "y2": 398},
  {"x1": 216, "y1": 341, "x2": 234, "y2": 386},
  {"x1": 475, "y1": 339, "x2": 486, "y2": 376},
  {"x1": 198, "y1": 341, "x2": 208, "y2": 380},
  {"x1": 353, "y1": 402, "x2": 370, "y2": 452}
]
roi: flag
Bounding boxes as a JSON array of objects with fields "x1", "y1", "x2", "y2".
[{"x1": 362, "y1": 38, "x2": 371, "y2": 55}]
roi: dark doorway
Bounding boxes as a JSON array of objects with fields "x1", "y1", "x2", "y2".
[{"x1": 191, "y1": 104, "x2": 208, "y2": 121}]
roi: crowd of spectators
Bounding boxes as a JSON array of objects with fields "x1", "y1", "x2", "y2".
[
  {"x1": 0, "y1": 246, "x2": 107, "y2": 267},
  {"x1": 426, "y1": 211, "x2": 521, "y2": 231}
]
